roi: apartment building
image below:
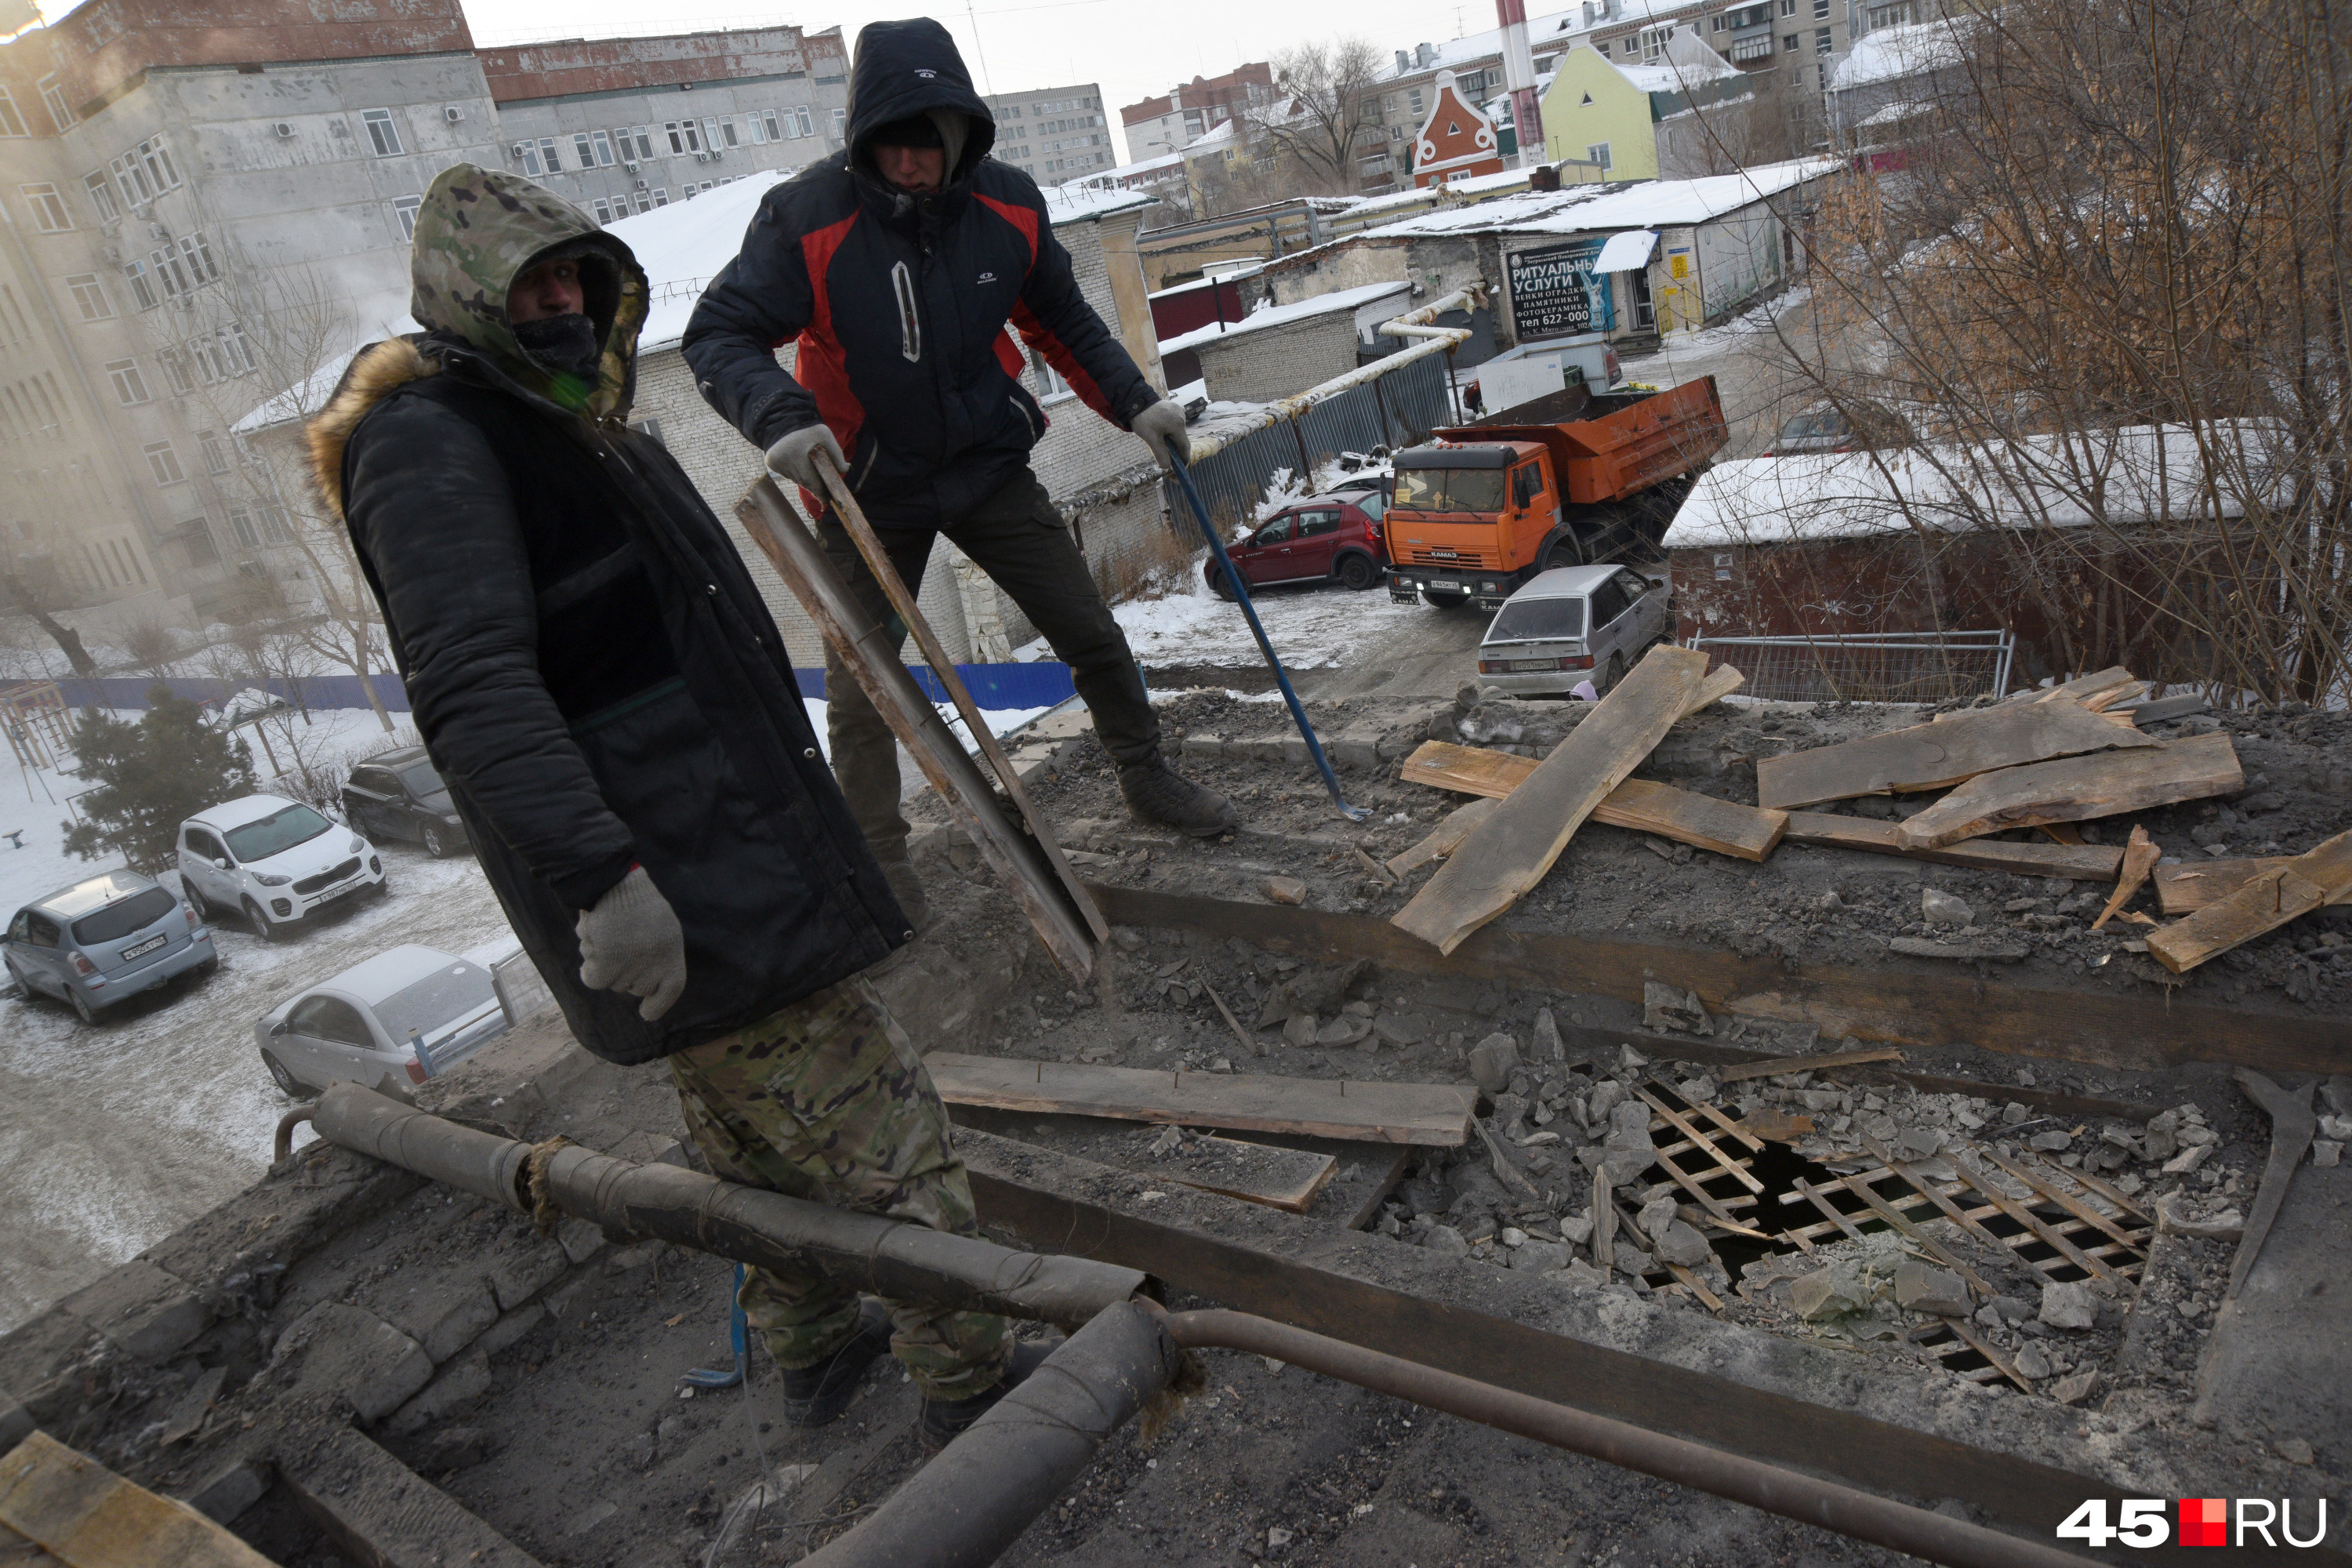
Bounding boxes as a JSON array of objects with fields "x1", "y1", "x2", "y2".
[
  {"x1": 983, "y1": 83, "x2": 1118, "y2": 184},
  {"x1": 1119, "y1": 64, "x2": 1275, "y2": 164},
  {"x1": 0, "y1": 0, "x2": 848, "y2": 628}
]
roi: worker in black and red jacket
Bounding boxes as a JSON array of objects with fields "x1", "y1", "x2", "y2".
[{"x1": 684, "y1": 19, "x2": 1236, "y2": 924}]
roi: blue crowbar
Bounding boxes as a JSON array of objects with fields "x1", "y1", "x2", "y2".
[
  {"x1": 680, "y1": 1262, "x2": 749, "y2": 1390},
  {"x1": 1168, "y1": 454, "x2": 1368, "y2": 822}
]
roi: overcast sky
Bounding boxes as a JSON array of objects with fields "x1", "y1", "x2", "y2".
[{"x1": 456, "y1": 0, "x2": 1502, "y2": 165}]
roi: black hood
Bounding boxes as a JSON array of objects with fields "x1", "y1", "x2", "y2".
[{"x1": 844, "y1": 18, "x2": 996, "y2": 184}]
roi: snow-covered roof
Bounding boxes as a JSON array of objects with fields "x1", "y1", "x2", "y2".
[
  {"x1": 1180, "y1": 120, "x2": 1240, "y2": 155},
  {"x1": 1831, "y1": 16, "x2": 1969, "y2": 91},
  {"x1": 1337, "y1": 157, "x2": 1835, "y2": 245},
  {"x1": 1040, "y1": 183, "x2": 1160, "y2": 223},
  {"x1": 1343, "y1": 165, "x2": 1530, "y2": 220},
  {"x1": 1664, "y1": 424, "x2": 2280, "y2": 550},
  {"x1": 1159, "y1": 280, "x2": 1413, "y2": 354},
  {"x1": 604, "y1": 172, "x2": 793, "y2": 354},
  {"x1": 1856, "y1": 99, "x2": 1935, "y2": 127}
]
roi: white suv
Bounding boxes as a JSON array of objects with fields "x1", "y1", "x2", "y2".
[{"x1": 177, "y1": 794, "x2": 387, "y2": 941}]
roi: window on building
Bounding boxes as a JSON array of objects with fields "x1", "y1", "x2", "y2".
[
  {"x1": 361, "y1": 108, "x2": 402, "y2": 156},
  {"x1": 200, "y1": 429, "x2": 228, "y2": 474},
  {"x1": 590, "y1": 129, "x2": 615, "y2": 165},
  {"x1": 38, "y1": 75, "x2": 74, "y2": 129},
  {"x1": 123, "y1": 260, "x2": 157, "y2": 311},
  {"x1": 591, "y1": 197, "x2": 613, "y2": 223},
  {"x1": 633, "y1": 192, "x2": 653, "y2": 213},
  {"x1": 797, "y1": 107, "x2": 816, "y2": 137},
  {"x1": 152, "y1": 245, "x2": 191, "y2": 298},
  {"x1": 0, "y1": 86, "x2": 26, "y2": 138},
  {"x1": 537, "y1": 136, "x2": 561, "y2": 172},
  {"x1": 1781, "y1": 0, "x2": 1797, "y2": 13},
  {"x1": 158, "y1": 348, "x2": 193, "y2": 394},
  {"x1": 218, "y1": 322, "x2": 256, "y2": 376},
  {"x1": 20, "y1": 184, "x2": 71, "y2": 233},
  {"x1": 761, "y1": 110, "x2": 784, "y2": 143},
  {"x1": 82, "y1": 170, "x2": 117, "y2": 223},
  {"x1": 176, "y1": 519, "x2": 217, "y2": 568},
  {"x1": 1587, "y1": 141, "x2": 1613, "y2": 170},
  {"x1": 609, "y1": 127, "x2": 635, "y2": 162},
  {"x1": 1815, "y1": 0, "x2": 1831, "y2": 17},
  {"x1": 720, "y1": 117, "x2": 739, "y2": 148},
  {"x1": 136, "y1": 136, "x2": 180, "y2": 195},
  {"x1": 1784, "y1": 32, "x2": 1800, "y2": 48},
  {"x1": 830, "y1": 108, "x2": 844, "y2": 137},
  {"x1": 105, "y1": 359, "x2": 149, "y2": 405},
  {"x1": 64, "y1": 274, "x2": 110, "y2": 322},
  {"x1": 1816, "y1": 26, "x2": 1835, "y2": 51},
  {"x1": 573, "y1": 132, "x2": 596, "y2": 169},
  {"x1": 229, "y1": 509, "x2": 260, "y2": 548},
  {"x1": 651, "y1": 188, "x2": 668, "y2": 206},
  {"x1": 1733, "y1": 33, "x2": 1774, "y2": 58},
  {"x1": 110, "y1": 151, "x2": 149, "y2": 209},
  {"x1": 513, "y1": 140, "x2": 541, "y2": 176},
  {"x1": 665, "y1": 121, "x2": 700, "y2": 154},
  {"x1": 391, "y1": 194, "x2": 422, "y2": 239},
  {"x1": 143, "y1": 441, "x2": 183, "y2": 485}
]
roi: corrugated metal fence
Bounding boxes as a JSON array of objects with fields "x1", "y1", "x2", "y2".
[{"x1": 1171, "y1": 351, "x2": 1454, "y2": 536}]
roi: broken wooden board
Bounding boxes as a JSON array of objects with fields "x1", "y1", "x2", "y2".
[
  {"x1": 2092, "y1": 826, "x2": 2160, "y2": 930},
  {"x1": 1395, "y1": 645, "x2": 1708, "y2": 954},
  {"x1": 2147, "y1": 829, "x2": 2352, "y2": 975},
  {"x1": 1755, "y1": 699, "x2": 2161, "y2": 810},
  {"x1": 1729, "y1": 1108, "x2": 1816, "y2": 1142},
  {"x1": 1780, "y1": 812, "x2": 2124, "y2": 880},
  {"x1": 1386, "y1": 796, "x2": 1502, "y2": 877},
  {"x1": 1158, "y1": 1136, "x2": 1338, "y2": 1212},
  {"x1": 2017, "y1": 666, "x2": 2136, "y2": 704},
  {"x1": 739, "y1": 477, "x2": 1099, "y2": 982},
  {"x1": 0, "y1": 1432, "x2": 275, "y2": 1568},
  {"x1": 1717, "y1": 1045, "x2": 1907, "y2": 1083},
  {"x1": 1894, "y1": 731, "x2": 2243, "y2": 850},
  {"x1": 1401, "y1": 742, "x2": 1785, "y2": 861},
  {"x1": 2156, "y1": 858, "x2": 2352, "y2": 916},
  {"x1": 924, "y1": 1053, "x2": 1476, "y2": 1146}
]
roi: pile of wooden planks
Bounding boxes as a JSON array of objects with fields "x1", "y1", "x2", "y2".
[{"x1": 1385, "y1": 655, "x2": 2334, "y2": 975}]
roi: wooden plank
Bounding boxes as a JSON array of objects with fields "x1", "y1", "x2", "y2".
[
  {"x1": 1160, "y1": 1136, "x2": 1338, "y2": 1213},
  {"x1": 738, "y1": 478, "x2": 1098, "y2": 982},
  {"x1": 0, "y1": 1432, "x2": 276, "y2": 1568},
  {"x1": 1386, "y1": 796, "x2": 1502, "y2": 877},
  {"x1": 2018, "y1": 666, "x2": 2136, "y2": 704},
  {"x1": 1837, "y1": 1171, "x2": 1996, "y2": 1299},
  {"x1": 2154, "y1": 858, "x2": 2352, "y2": 915},
  {"x1": 2092, "y1": 826, "x2": 2161, "y2": 930},
  {"x1": 923, "y1": 1053, "x2": 1476, "y2": 1146},
  {"x1": 1630, "y1": 1084, "x2": 1764, "y2": 1192},
  {"x1": 1395, "y1": 645, "x2": 1708, "y2": 955},
  {"x1": 2038, "y1": 822, "x2": 2084, "y2": 844},
  {"x1": 0, "y1": 1519, "x2": 67, "y2": 1567},
  {"x1": 1973, "y1": 1145, "x2": 2143, "y2": 1254},
  {"x1": 1893, "y1": 731, "x2": 2242, "y2": 851},
  {"x1": 1717, "y1": 1045, "x2": 1906, "y2": 1083},
  {"x1": 1755, "y1": 699, "x2": 2161, "y2": 811},
  {"x1": 1780, "y1": 812, "x2": 2123, "y2": 880},
  {"x1": 1400, "y1": 743, "x2": 1784, "y2": 861},
  {"x1": 2079, "y1": 680, "x2": 2148, "y2": 713},
  {"x1": 1089, "y1": 884, "x2": 2352, "y2": 1077},
  {"x1": 810, "y1": 458, "x2": 1109, "y2": 950},
  {"x1": 2147, "y1": 828, "x2": 2352, "y2": 975}
]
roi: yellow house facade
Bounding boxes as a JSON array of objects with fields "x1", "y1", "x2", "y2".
[{"x1": 1540, "y1": 48, "x2": 1661, "y2": 183}]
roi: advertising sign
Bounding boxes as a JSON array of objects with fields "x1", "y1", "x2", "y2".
[{"x1": 1505, "y1": 239, "x2": 1614, "y2": 339}]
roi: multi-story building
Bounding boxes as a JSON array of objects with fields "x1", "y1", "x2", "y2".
[
  {"x1": 482, "y1": 27, "x2": 847, "y2": 223},
  {"x1": 1119, "y1": 64, "x2": 1274, "y2": 164},
  {"x1": 0, "y1": 0, "x2": 849, "y2": 628},
  {"x1": 982, "y1": 83, "x2": 1118, "y2": 184}
]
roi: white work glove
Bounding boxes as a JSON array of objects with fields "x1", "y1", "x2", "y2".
[
  {"x1": 1131, "y1": 399, "x2": 1191, "y2": 473},
  {"x1": 766, "y1": 423, "x2": 848, "y2": 493},
  {"x1": 576, "y1": 866, "x2": 688, "y2": 1022}
]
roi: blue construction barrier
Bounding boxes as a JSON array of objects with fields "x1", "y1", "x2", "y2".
[{"x1": 56, "y1": 662, "x2": 1079, "y2": 715}]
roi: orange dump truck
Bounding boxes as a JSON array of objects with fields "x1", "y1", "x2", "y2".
[{"x1": 1383, "y1": 376, "x2": 1729, "y2": 611}]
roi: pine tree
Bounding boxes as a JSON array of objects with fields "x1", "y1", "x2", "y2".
[{"x1": 63, "y1": 684, "x2": 256, "y2": 873}]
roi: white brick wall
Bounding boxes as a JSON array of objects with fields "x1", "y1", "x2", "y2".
[
  {"x1": 1192, "y1": 314, "x2": 1366, "y2": 405},
  {"x1": 628, "y1": 206, "x2": 1186, "y2": 673}
]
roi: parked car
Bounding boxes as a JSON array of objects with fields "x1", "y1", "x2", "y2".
[
  {"x1": 1766, "y1": 399, "x2": 1915, "y2": 456},
  {"x1": 177, "y1": 793, "x2": 386, "y2": 942},
  {"x1": 1205, "y1": 492, "x2": 1387, "y2": 598},
  {"x1": 3, "y1": 870, "x2": 216, "y2": 1023},
  {"x1": 256, "y1": 943, "x2": 511, "y2": 1098},
  {"x1": 1473, "y1": 564, "x2": 1674, "y2": 697},
  {"x1": 342, "y1": 746, "x2": 470, "y2": 858}
]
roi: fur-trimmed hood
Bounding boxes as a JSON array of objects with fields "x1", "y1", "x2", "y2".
[{"x1": 306, "y1": 337, "x2": 437, "y2": 522}]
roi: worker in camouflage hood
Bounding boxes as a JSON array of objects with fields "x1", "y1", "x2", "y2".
[
  {"x1": 310, "y1": 162, "x2": 1048, "y2": 1451},
  {"x1": 684, "y1": 17, "x2": 1238, "y2": 927}
]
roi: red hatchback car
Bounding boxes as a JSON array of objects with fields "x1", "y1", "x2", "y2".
[{"x1": 1204, "y1": 490, "x2": 1388, "y2": 599}]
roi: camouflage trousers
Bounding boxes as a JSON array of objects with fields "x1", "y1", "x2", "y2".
[{"x1": 666, "y1": 978, "x2": 1010, "y2": 1400}]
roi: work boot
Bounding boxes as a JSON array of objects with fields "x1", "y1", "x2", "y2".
[
  {"x1": 916, "y1": 1338, "x2": 1058, "y2": 1454},
  {"x1": 781, "y1": 1299, "x2": 892, "y2": 1428},
  {"x1": 1118, "y1": 757, "x2": 1238, "y2": 837},
  {"x1": 876, "y1": 850, "x2": 928, "y2": 935}
]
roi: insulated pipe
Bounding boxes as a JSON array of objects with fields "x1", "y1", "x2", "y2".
[
  {"x1": 307, "y1": 1083, "x2": 1149, "y2": 1328},
  {"x1": 794, "y1": 1300, "x2": 1181, "y2": 1568},
  {"x1": 1161, "y1": 1309, "x2": 2092, "y2": 1568}
]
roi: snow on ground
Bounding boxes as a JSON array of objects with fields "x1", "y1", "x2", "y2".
[{"x1": 1025, "y1": 568, "x2": 1428, "y2": 673}]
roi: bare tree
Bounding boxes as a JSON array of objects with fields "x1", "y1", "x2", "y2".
[
  {"x1": 1253, "y1": 38, "x2": 1387, "y2": 191},
  {"x1": 1728, "y1": 0, "x2": 2352, "y2": 705},
  {"x1": 0, "y1": 574, "x2": 98, "y2": 678},
  {"x1": 118, "y1": 616, "x2": 183, "y2": 681}
]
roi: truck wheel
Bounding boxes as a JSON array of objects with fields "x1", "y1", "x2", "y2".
[
  {"x1": 1337, "y1": 554, "x2": 1377, "y2": 590},
  {"x1": 1541, "y1": 535, "x2": 1584, "y2": 572}
]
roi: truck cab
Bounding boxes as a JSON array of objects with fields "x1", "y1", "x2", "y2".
[{"x1": 1385, "y1": 442, "x2": 1574, "y2": 612}]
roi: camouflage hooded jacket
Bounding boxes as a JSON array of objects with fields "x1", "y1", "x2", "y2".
[{"x1": 309, "y1": 164, "x2": 908, "y2": 1065}]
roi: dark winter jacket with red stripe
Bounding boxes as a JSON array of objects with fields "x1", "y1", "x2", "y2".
[{"x1": 681, "y1": 18, "x2": 1156, "y2": 528}]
